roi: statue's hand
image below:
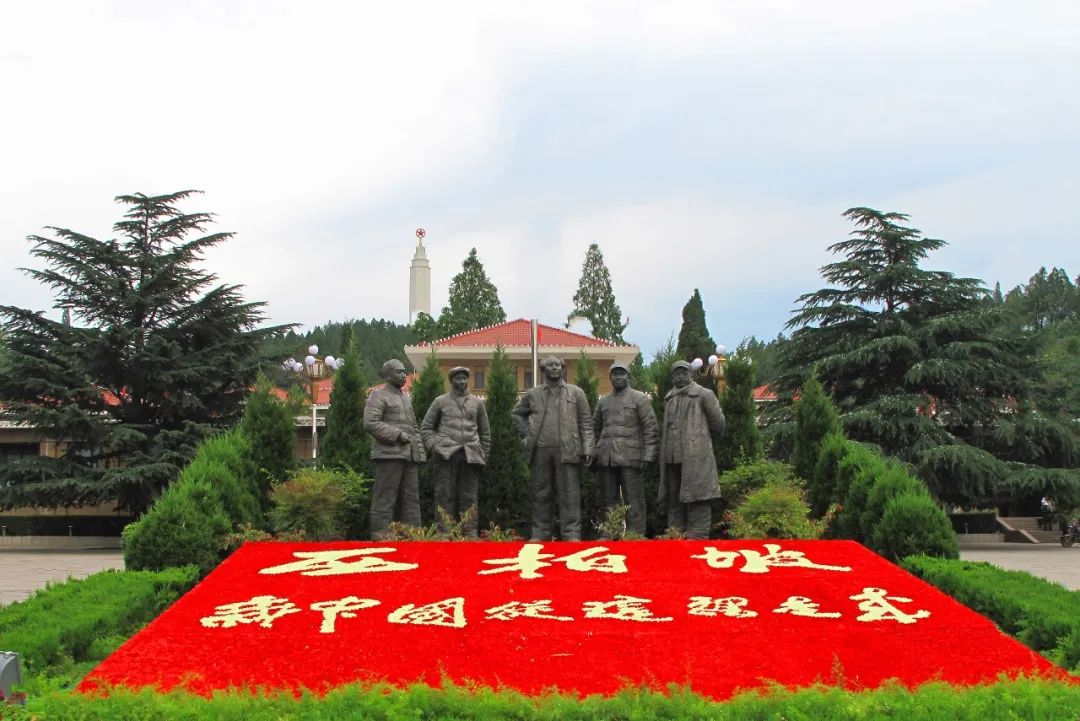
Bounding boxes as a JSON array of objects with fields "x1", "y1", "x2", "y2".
[{"x1": 582, "y1": 454, "x2": 593, "y2": 466}]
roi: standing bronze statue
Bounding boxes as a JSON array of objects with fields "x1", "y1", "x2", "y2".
[
  {"x1": 420, "y1": 366, "x2": 490, "y2": 538},
  {"x1": 364, "y1": 359, "x2": 426, "y2": 539},
  {"x1": 658, "y1": 360, "x2": 726, "y2": 539},
  {"x1": 512, "y1": 356, "x2": 594, "y2": 541},
  {"x1": 593, "y1": 361, "x2": 659, "y2": 537}
]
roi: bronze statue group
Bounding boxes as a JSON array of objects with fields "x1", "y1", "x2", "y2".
[{"x1": 363, "y1": 356, "x2": 726, "y2": 541}]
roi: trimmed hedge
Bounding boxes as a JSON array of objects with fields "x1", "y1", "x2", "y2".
[
  {"x1": 0, "y1": 566, "x2": 198, "y2": 675},
  {"x1": 8, "y1": 678, "x2": 1080, "y2": 720},
  {"x1": 902, "y1": 555, "x2": 1080, "y2": 672}
]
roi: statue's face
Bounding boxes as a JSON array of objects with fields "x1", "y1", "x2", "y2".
[
  {"x1": 610, "y1": 368, "x2": 629, "y2": 391},
  {"x1": 672, "y1": 367, "x2": 692, "y2": 388},
  {"x1": 542, "y1": 358, "x2": 563, "y2": 381},
  {"x1": 385, "y1": 363, "x2": 408, "y2": 388},
  {"x1": 451, "y1": 372, "x2": 469, "y2": 394}
]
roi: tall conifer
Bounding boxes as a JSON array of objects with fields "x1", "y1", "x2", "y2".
[
  {"x1": 436, "y1": 248, "x2": 506, "y2": 337},
  {"x1": 480, "y1": 346, "x2": 530, "y2": 533},
  {"x1": 321, "y1": 338, "x2": 372, "y2": 476},
  {"x1": 568, "y1": 243, "x2": 627, "y2": 343}
]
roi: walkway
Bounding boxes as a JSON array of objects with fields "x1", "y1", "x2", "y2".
[
  {"x1": 0, "y1": 549, "x2": 124, "y2": 606},
  {"x1": 959, "y1": 542, "x2": 1080, "y2": 590}
]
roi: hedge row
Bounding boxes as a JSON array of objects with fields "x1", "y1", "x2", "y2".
[
  {"x1": 124, "y1": 431, "x2": 264, "y2": 574},
  {"x1": 8, "y1": 678, "x2": 1080, "y2": 721},
  {"x1": 0, "y1": 566, "x2": 199, "y2": 675},
  {"x1": 902, "y1": 555, "x2": 1080, "y2": 672},
  {"x1": 815, "y1": 432, "x2": 958, "y2": 560}
]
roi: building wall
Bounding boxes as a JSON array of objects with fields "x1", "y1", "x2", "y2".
[{"x1": 431, "y1": 358, "x2": 616, "y2": 398}]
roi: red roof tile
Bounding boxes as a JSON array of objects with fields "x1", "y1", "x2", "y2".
[
  {"x1": 753, "y1": 384, "x2": 778, "y2": 402},
  {"x1": 420, "y1": 318, "x2": 628, "y2": 349}
]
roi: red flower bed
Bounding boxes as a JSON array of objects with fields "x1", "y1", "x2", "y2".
[{"x1": 82, "y1": 540, "x2": 1065, "y2": 699}]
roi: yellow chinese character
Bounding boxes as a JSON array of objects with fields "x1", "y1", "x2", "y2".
[
  {"x1": 484, "y1": 600, "x2": 574, "y2": 622},
  {"x1": 259, "y1": 548, "x2": 419, "y2": 576},
  {"x1": 388, "y1": 597, "x2": 466, "y2": 628},
  {"x1": 309, "y1": 596, "x2": 381, "y2": 633},
  {"x1": 691, "y1": 544, "x2": 852, "y2": 574},
  {"x1": 773, "y1": 595, "x2": 841, "y2": 619},
  {"x1": 199, "y1": 595, "x2": 301, "y2": 629},
  {"x1": 479, "y1": 543, "x2": 627, "y2": 579},
  {"x1": 687, "y1": 595, "x2": 758, "y2": 618},
  {"x1": 583, "y1": 595, "x2": 673, "y2": 623},
  {"x1": 850, "y1": 587, "x2": 931, "y2": 624}
]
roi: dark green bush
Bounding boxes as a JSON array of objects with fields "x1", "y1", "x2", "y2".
[
  {"x1": 902, "y1": 556, "x2": 1080, "y2": 672},
  {"x1": 180, "y1": 456, "x2": 260, "y2": 529},
  {"x1": 874, "y1": 493, "x2": 958, "y2": 561},
  {"x1": 859, "y1": 462, "x2": 926, "y2": 546},
  {"x1": 338, "y1": 471, "x2": 373, "y2": 540},
  {"x1": 810, "y1": 431, "x2": 848, "y2": 517},
  {"x1": 194, "y1": 431, "x2": 264, "y2": 524},
  {"x1": 9, "y1": 678, "x2": 1080, "y2": 720},
  {"x1": 726, "y1": 481, "x2": 823, "y2": 539},
  {"x1": 717, "y1": 459, "x2": 800, "y2": 504},
  {"x1": 0, "y1": 567, "x2": 198, "y2": 675},
  {"x1": 269, "y1": 468, "x2": 347, "y2": 540},
  {"x1": 124, "y1": 478, "x2": 232, "y2": 574},
  {"x1": 835, "y1": 447, "x2": 883, "y2": 538}
]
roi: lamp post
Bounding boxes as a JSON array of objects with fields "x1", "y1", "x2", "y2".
[
  {"x1": 282, "y1": 345, "x2": 343, "y2": 460},
  {"x1": 691, "y1": 344, "x2": 728, "y2": 393}
]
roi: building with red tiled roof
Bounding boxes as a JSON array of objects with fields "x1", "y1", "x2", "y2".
[{"x1": 404, "y1": 318, "x2": 640, "y2": 396}]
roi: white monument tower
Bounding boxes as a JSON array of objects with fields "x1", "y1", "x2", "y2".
[{"x1": 409, "y1": 228, "x2": 431, "y2": 323}]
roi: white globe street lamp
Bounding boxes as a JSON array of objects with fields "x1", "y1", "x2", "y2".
[{"x1": 282, "y1": 344, "x2": 343, "y2": 461}]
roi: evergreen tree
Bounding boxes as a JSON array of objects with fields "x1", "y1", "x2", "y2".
[
  {"x1": 629, "y1": 353, "x2": 652, "y2": 394},
  {"x1": 644, "y1": 338, "x2": 679, "y2": 535},
  {"x1": 240, "y1": 374, "x2": 297, "y2": 496},
  {"x1": 321, "y1": 338, "x2": 372, "y2": 476},
  {"x1": 0, "y1": 191, "x2": 288, "y2": 512},
  {"x1": 574, "y1": 350, "x2": 600, "y2": 412},
  {"x1": 676, "y1": 289, "x2": 718, "y2": 363},
  {"x1": 436, "y1": 248, "x2": 507, "y2": 337},
  {"x1": 713, "y1": 356, "x2": 762, "y2": 471},
  {"x1": 568, "y1": 243, "x2": 627, "y2": 343},
  {"x1": 409, "y1": 350, "x2": 446, "y2": 523},
  {"x1": 411, "y1": 312, "x2": 438, "y2": 343},
  {"x1": 574, "y1": 350, "x2": 602, "y2": 537},
  {"x1": 791, "y1": 374, "x2": 840, "y2": 482},
  {"x1": 480, "y1": 346, "x2": 530, "y2": 533},
  {"x1": 779, "y1": 208, "x2": 1080, "y2": 508}
]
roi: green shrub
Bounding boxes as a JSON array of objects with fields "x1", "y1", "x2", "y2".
[
  {"x1": 810, "y1": 431, "x2": 848, "y2": 517},
  {"x1": 717, "y1": 460, "x2": 800, "y2": 504},
  {"x1": 859, "y1": 463, "x2": 926, "y2": 546},
  {"x1": 269, "y1": 468, "x2": 347, "y2": 540},
  {"x1": 873, "y1": 493, "x2": 958, "y2": 560},
  {"x1": 0, "y1": 567, "x2": 198, "y2": 676},
  {"x1": 903, "y1": 556, "x2": 1080, "y2": 671},
  {"x1": 338, "y1": 471, "x2": 373, "y2": 540},
  {"x1": 180, "y1": 456, "x2": 260, "y2": 529},
  {"x1": 835, "y1": 447, "x2": 883, "y2": 538},
  {"x1": 10, "y1": 678, "x2": 1080, "y2": 720},
  {"x1": 726, "y1": 481, "x2": 823, "y2": 539},
  {"x1": 124, "y1": 478, "x2": 232, "y2": 574},
  {"x1": 195, "y1": 431, "x2": 264, "y2": 522}
]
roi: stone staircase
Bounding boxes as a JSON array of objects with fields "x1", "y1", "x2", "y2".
[{"x1": 999, "y1": 516, "x2": 1061, "y2": 544}]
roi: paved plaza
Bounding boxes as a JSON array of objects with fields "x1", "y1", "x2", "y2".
[{"x1": 0, "y1": 542, "x2": 1077, "y2": 608}]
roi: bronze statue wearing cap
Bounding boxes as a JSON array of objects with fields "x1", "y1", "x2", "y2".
[
  {"x1": 420, "y1": 366, "x2": 491, "y2": 537},
  {"x1": 658, "y1": 360, "x2": 726, "y2": 539},
  {"x1": 593, "y1": 361, "x2": 659, "y2": 537},
  {"x1": 364, "y1": 359, "x2": 426, "y2": 539},
  {"x1": 512, "y1": 356, "x2": 594, "y2": 541}
]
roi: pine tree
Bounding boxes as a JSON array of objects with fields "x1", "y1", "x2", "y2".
[
  {"x1": 791, "y1": 374, "x2": 840, "y2": 483},
  {"x1": 0, "y1": 191, "x2": 288, "y2": 512},
  {"x1": 676, "y1": 289, "x2": 718, "y2": 363},
  {"x1": 574, "y1": 350, "x2": 599, "y2": 412},
  {"x1": 644, "y1": 338, "x2": 679, "y2": 535},
  {"x1": 321, "y1": 337, "x2": 372, "y2": 476},
  {"x1": 574, "y1": 350, "x2": 602, "y2": 537},
  {"x1": 240, "y1": 374, "x2": 297, "y2": 497},
  {"x1": 568, "y1": 243, "x2": 627, "y2": 343},
  {"x1": 411, "y1": 312, "x2": 438, "y2": 343},
  {"x1": 480, "y1": 346, "x2": 530, "y2": 533},
  {"x1": 779, "y1": 208, "x2": 1080, "y2": 508},
  {"x1": 436, "y1": 248, "x2": 507, "y2": 337},
  {"x1": 713, "y1": 356, "x2": 762, "y2": 471},
  {"x1": 409, "y1": 350, "x2": 446, "y2": 523}
]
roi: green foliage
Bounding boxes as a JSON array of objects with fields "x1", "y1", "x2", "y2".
[
  {"x1": 0, "y1": 567, "x2": 197, "y2": 677},
  {"x1": 410, "y1": 311, "x2": 438, "y2": 343},
  {"x1": 182, "y1": 456, "x2": 260, "y2": 529},
  {"x1": 628, "y1": 353, "x2": 652, "y2": 393},
  {"x1": 269, "y1": 468, "x2": 350, "y2": 540},
  {"x1": 903, "y1": 556, "x2": 1080, "y2": 671},
  {"x1": 410, "y1": 349, "x2": 446, "y2": 523},
  {"x1": 240, "y1": 374, "x2": 296, "y2": 488},
  {"x1": 791, "y1": 374, "x2": 840, "y2": 481},
  {"x1": 713, "y1": 356, "x2": 762, "y2": 471},
  {"x1": 777, "y1": 208, "x2": 1078, "y2": 510},
  {"x1": 436, "y1": 248, "x2": 507, "y2": 337},
  {"x1": 573, "y1": 350, "x2": 599, "y2": 412},
  {"x1": 831, "y1": 442, "x2": 883, "y2": 538},
  {"x1": 574, "y1": 350, "x2": 602, "y2": 537},
  {"x1": 568, "y1": 242, "x2": 627, "y2": 343},
  {"x1": 0, "y1": 191, "x2": 289, "y2": 513},
  {"x1": 859, "y1": 463, "x2": 925, "y2": 544},
  {"x1": 321, "y1": 337, "x2": 372, "y2": 477},
  {"x1": 338, "y1": 471, "x2": 373, "y2": 540},
  {"x1": 726, "y1": 480, "x2": 823, "y2": 539},
  {"x1": 735, "y1": 334, "x2": 787, "y2": 387},
  {"x1": 595, "y1": 504, "x2": 645, "y2": 540},
  {"x1": 123, "y1": 477, "x2": 232, "y2": 574},
  {"x1": 810, "y1": 431, "x2": 848, "y2": 517},
  {"x1": 266, "y1": 318, "x2": 418, "y2": 375},
  {"x1": 643, "y1": 338, "x2": 679, "y2": 535},
  {"x1": 194, "y1": 431, "x2": 263, "y2": 523},
  {"x1": 717, "y1": 459, "x2": 800, "y2": 505},
  {"x1": 873, "y1": 493, "x2": 959, "y2": 561},
  {"x1": 479, "y1": 346, "x2": 529, "y2": 533},
  {"x1": 676, "y1": 289, "x2": 717, "y2": 364},
  {"x1": 14, "y1": 677, "x2": 1080, "y2": 720}
]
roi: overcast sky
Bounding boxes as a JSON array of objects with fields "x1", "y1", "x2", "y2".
[{"x1": 2, "y1": 1, "x2": 1078, "y2": 358}]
